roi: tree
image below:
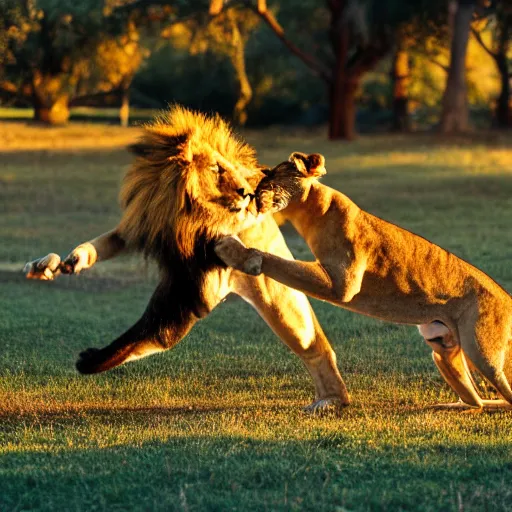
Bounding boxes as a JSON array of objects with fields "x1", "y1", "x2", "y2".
[
  {"x1": 391, "y1": 33, "x2": 411, "y2": 132},
  {"x1": 439, "y1": 0, "x2": 476, "y2": 133},
  {"x1": 76, "y1": 19, "x2": 149, "y2": 126},
  {"x1": 178, "y1": 6, "x2": 259, "y2": 125},
  {"x1": 0, "y1": 0, "x2": 112, "y2": 124},
  {"x1": 212, "y1": 0, "x2": 448, "y2": 140},
  {"x1": 0, "y1": 0, "x2": 155, "y2": 125},
  {"x1": 472, "y1": 1, "x2": 511, "y2": 128}
]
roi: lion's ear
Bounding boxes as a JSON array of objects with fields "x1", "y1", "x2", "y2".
[
  {"x1": 307, "y1": 153, "x2": 326, "y2": 177},
  {"x1": 127, "y1": 143, "x2": 153, "y2": 157},
  {"x1": 289, "y1": 152, "x2": 326, "y2": 177},
  {"x1": 128, "y1": 132, "x2": 194, "y2": 162}
]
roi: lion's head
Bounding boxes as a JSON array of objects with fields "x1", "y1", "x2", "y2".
[
  {"x1": 119, "y1": 105, "x2": 264, "y2": 266},
  {"x1": 256, "y1": 152, "x2": 326, "y2": 214}
]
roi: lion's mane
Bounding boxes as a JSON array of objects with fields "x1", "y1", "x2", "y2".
[{"x1": 118, "y1": 105, "x2": 258, "y2": 317}]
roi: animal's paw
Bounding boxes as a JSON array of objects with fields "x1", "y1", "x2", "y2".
[
  {"x1": 243, "y1": 252, "x2": 263, "y2": 276},
  {"x1": 303, "y1": 398, "x2": 347, "y2": 416},
  {"x1": 76, "y1": 348, "x2": 102, "y2": 374},
  {"x1": 60, "y1": 244, "x2": 95, "y2": 275},
  {"x1": 24, "y1": 253, "x2": 62, "y2": 280},
  {"x1": 214, "y1": 236, "x2": 249, "y2": 269}
]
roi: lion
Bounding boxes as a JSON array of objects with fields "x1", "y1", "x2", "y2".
[
  {"x1": 214, "y1": 152, "x2": 512, "y2": 411},
  {"x1": 23, "y1": 107, "x2": 349, "y2": 413}
]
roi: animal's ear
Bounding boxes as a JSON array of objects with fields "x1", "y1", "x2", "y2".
[
  {"x1": 128, "y1": 132, "x2": 194, "y2": 162},
  {"x1": 307, "y1": 153, "x2": 326, "y2": 177},
  {"x1": 127, "y1": 143, "x2": 153, "y2": 157},
  {"x1": 289, "y1": 152, "x2": 326, "y2": 177},
  {"x1": 176, "y1": 135, "x2": 194, "y2": 162}
]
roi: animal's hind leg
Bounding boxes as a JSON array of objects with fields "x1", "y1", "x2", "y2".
[
  {"x1": 419, "y1": 323, "x2": 483, "y2": 409},
  {"x1": 428, "y1": 344, "x2": 484, "y2": 410},
  {"x1": 458, "y1": 308, "x2": 512, "y2": 408},
  {"x1": 76, "y1": 278, "x2": 199, "y2": 374}
]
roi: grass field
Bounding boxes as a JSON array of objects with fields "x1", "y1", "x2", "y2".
[{"x1": 1, "y1": 119, "x2": 512, "y2": 511}]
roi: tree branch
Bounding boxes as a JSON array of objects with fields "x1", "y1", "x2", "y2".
[
  {"x1": 347, "y1": 40, "x2": 390, "y2": 78},
  {"x1": 0, "y1": 81, "x2": 19, "y2": 95},
  {"x1": 470, "y1": 27, "x2": 497, "y2": 59},
  {"x1": 211, "y1": 0, "x2": 332, "y2": 83},
  {"x1": 70, "y1": 88, "x2": 123, "y2": 107},
  {"x1": 427, "y1": 58, "x2": 450, "y2": 73},
  {"x1": 413, "y1": 49, "x2": 450, "y2": 73}
]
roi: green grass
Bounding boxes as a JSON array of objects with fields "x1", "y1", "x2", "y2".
[{"x1": 1, "y1": 122, "x2": 512, "y2": 511}]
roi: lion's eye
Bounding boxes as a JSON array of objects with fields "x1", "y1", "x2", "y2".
[{"x1": 213, "y1": 164, "x2": 226, "y2": 176}]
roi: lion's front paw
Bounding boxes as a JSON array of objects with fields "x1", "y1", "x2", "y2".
[
  {"x1": 61, "y1": 244, "x2": 95, "y2": 275},
  {"x1": 24, "y1": 253, "x2": 62, "y2": 280},
  {"x1": 76, "y1": 348, "x2": 102, "y2": 374},
  {"x1": 303, "y1": 398, "x2": 347, "y2": 416}
]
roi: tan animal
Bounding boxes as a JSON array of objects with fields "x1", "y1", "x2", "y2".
[
  {"x1": 215, "y1": 152, "x2": 512, "y2": 411},
  {"x1": 24, "y1": 108, "x2": 350, "y2": 413}
]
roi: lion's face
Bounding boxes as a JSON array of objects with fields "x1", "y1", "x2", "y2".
[
  {"x1": 184, "y1": 144, "x2": 261, "y2": 236},
  {"x1": 256, "y1": 152, "x2": 326, "y2": 214}
]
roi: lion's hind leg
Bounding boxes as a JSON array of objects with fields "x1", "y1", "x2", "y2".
[
  {"x1": 76, "y1": 319, "x2": 168, "y2": 374},
  {"x1": 457, "y1": 308, "x2": 512, "y2": 409},
  {"x1": 76, "y1": 280, "x2": 198, "y2": 374},
  {"x1": 235, "y1": 275, "x2": 350, "y2": 415},
  {"x1": 419, "y1": 322, "x2": 484, "y2": 410}
]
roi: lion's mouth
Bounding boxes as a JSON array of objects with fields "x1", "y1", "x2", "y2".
[
  {"x1": 214, "y1": 194, "x2": 258, "y2": 216},
  {"x1": 231, "y1": 194, "x2": 258, "y2": 216}
]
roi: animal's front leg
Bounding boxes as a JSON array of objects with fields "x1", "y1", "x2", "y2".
[
  {"x1": 60, "y1": 229, "x2": 126, "y2": 274},
  {"x1": 215, "y1": 236, "x2": 363, "y2": 304},
  {"x1": 24, "y1": 228, "x2": 126, "y2": 279},
  {"x1": 214, "y1": 236, "x2": 263, "y2": 276}
]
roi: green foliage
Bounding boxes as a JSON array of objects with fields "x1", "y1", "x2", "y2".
[{"x1": 0, "y1": 0, "x2": 507, "y2": 127}]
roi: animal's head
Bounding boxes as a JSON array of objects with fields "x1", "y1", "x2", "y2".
[
  {"x1": 256, "y1": 152, "x2": 326, "y2": 214},
  {"x1": 119, "y1": 105, "x2": 265, "y2": 261}
]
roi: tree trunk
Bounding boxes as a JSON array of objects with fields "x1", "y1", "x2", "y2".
[
  {"x1": 439, "y1": 0, "x2": 474, "y2": 133},
  {"x1": 493, "y1": 2, "x2": 511, "y2": 129},
  {"x1": 328, "y1": 12, "x2": 353, "y2": 140},
  {"x1": 32, "y1": 73, "x2": 70, "y2": 125},
  {"x1": 335, "y1": 78, "x2": 359, "y2": 140},
  {"x1": 228, "y1": 14, "x2": 252, "y2": 126},
  {"x1": 33, "y1": 93, "x2": 70, "y2": 125},
  {"x1": 391, "y1": 47, "x2": 410, "y2": 132},
  {"x1": 120, "y1": 88, "x2": 130, "y2": 128},
  {"x1": 495, "y1": 54, "x2": 510, "y2": 128}
]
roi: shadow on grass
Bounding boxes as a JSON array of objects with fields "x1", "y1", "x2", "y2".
[
  {"x1": 2, "y1": 425, "x2": 512, "y2": 511},
  {"x1": 0, "y1": 270, "x2": 143, "y2": 293}
]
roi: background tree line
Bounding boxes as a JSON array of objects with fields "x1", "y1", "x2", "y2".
[{"x1": 0, "y1": 0, "x2": 510, "y2": 139}]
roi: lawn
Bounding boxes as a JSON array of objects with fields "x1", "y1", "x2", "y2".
[{"x1": 1, "y1": 118, "x2": 512, "y2": 511}]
